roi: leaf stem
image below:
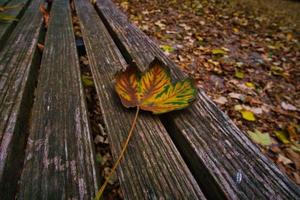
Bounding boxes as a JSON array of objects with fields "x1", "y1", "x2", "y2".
[{"x1": 94, "y1": 106, "x2": 140, "y2": 200}]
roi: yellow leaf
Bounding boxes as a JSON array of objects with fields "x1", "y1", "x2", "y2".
[
  {"x1": 245, "y1": 82, "x2": 255, "y2": 89},
  {"x1": 160, "y1": 45, "x2": 175, "y2": 53},
  {"x1": 233, "y1": 28, "x2": 239, "y2": 33},
  {"x1": 235, "y1": 70, "x2": 244, "y2": 79},
  {"x1": 240, "y1": 110, "x2": 256, "y2": 121},
  {"x1": 81, "y1": 75, "x2": 94, "y2": 87},
  {"x1": 211, "y1": 48, "x2": 226, "y2": 55},
  {"x1": 115, "y1": 58, "x2": 196, "y2": 114},
  {"x1": 274, "y1": 131, "x2": 290, "y2": 144},
  {"x1": 271, "y1": 66, "x2": 283, "y2": 76}
]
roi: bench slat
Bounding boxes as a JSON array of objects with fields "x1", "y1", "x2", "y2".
[
  {"x1": 18, "y1": 0, "x2": 98, "y2": 199},
  {"x1": 0, "y1": 0, "x2": 30, "y2": 47},
  {"x1": 0, "y1": 0, "x2": 43, "y2": 198},
  {"x1": 0, "y1": 0, "x2": 9, "y2": 6},
  {"x1": 96, "y1": 0, "x2": 300, "y2": 199},
  {"x1": 74, "y1": 0, "x2": 206, "y2": 199}
]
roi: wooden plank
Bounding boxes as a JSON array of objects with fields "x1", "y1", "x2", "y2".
[
  {"x1": 18, "y1": 0, "x2": 98, "y2": 199},
  {"x1": 0, "y1": 0, "x2": 43, "y2": 198},
  {"x1": 0, "y1": 0, "x2": 10, "y2": 6},
  {"x1": 96, "y1": 0, "x2": 300, "y2": 199},
  {"x1": 0, "y1": 0, "x2": 31, "y2": 47},
  {"x1": 74, "y1": 0, "x2": 206, "y2": 199}
]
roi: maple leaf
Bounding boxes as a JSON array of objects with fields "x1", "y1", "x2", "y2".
[
  {"x1": 115, "y1": 58, "x2": 197, "y2": 114},
  {"x1": 95, "y1": 58, "x2": 196, "y2": 200}
]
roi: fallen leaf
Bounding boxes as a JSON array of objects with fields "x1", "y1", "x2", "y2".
[
  {"x1": 179, "y1": 23, "x2": 191, "y2": 31},
  {"x1": 115, "y1": 58, "x2": 196, "y2": 114},
  {"x1": 271, "y1": 66, "x2": 284, "y2": 76},
  {"x1": 229, "y1": 92, "x2": 245, "y2": 100},
  {"x1": 211, "y1": 48, "x2": 226, "y2": 55},
  {"x1": 82, "y1": 75, "x2": 94, "y2": 87},
  {"x1": 248, "y1": 129, "x2": 273, "y2": 146},
  {"x1": 160, "y1": 44, "x2": 175, "y2": 54},
  {"x1": 95, "y1": 153, "x2": 102, "y2": 164},
  {"x1": 281, "y1": 102, "x2": 297, "y2": 111},
  {"x1": 249, "y1": 107, "x2": 263, "y2": 115},
  {"x1": 286, "y1": 33, "x2": 293, "y2": 41},
  {"x1": 245, "y1": 82, "x2": 255, "y2": 89},
  {"x1": 285, "y1": 148, "x2": 300, "y2": 170},
  {"x1": 39, "y1": 4, "x2": 49, "y2": 27},
  {"x1": 274, "y1": 131, "x2": 290, "y2": 144},
  {"x1": 37, "y1": 43, "x2": 44, "y2": 52},
  {"x1": 240, "y1": 110, "x2": 256, "y2": 121},
  {"x1": 287, "y1": 124, "x2": 298, "y2": 142},
  {"x1": 234, "y1": 104, "x2": 243, "y2": 111},
  {"x1": 214, "y1": 96, "x2": 228, "y2": 105},
  {"x1": 235, "y1": 70, "x2": 244, "y2": 79},
  {"x1": 291, "y1": 144, "x2": 300, "y2": 153},
  {"x1": 233, "y1": 27, "x2": 239, "y2": 33},
  {"x1": 277, "y1": 154, "x2": 293, "y2": 165},
  {"x1": 154, "y1": 20, "x2": 166, "y2": 29}
]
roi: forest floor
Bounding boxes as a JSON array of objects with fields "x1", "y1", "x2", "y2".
[{"x1": 113, "y1": 0, "x2": 300, "y2": 186}]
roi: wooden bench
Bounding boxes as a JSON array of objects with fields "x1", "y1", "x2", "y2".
[
  {"x1": 0, "y1": 0, "x2": 30, "y2": 47},
  {"x1": 0, "y1": 0, "x2": 299, "y2": 199}
]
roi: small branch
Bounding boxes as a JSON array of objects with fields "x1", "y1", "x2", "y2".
[{"x1": 94, "y1": 106, "x2": 140, "y2": 200}]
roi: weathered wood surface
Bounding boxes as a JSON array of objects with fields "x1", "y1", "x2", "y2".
[
  {"x1": 18, "y1": 0, "x2": 98, "y2": 199},
  {"x1": 96, "y1": 0, "x2": 300, "y2": 199},
  {"x1": 0, "y1": 0, "x2": 9, "y2": 6},
  {"x1": 0, "y1": 0, "x2": 30, "y2": 47},
  {"x1": 75, "y1": 0, "x2": 206, "y2": 199},
  {"x1": 0, "y1": 0, "x2": 43, "y2": 198}
]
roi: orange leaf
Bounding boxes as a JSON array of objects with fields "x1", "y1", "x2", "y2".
[
  {"x1": 37, "y1": 43, "x2": 44, "y2": 51},
  {"x1": 115, "y1": 67, "x2": 139, "y2": 108},
  {"x1": 115, "y1": 58, "x2": 196, "y2": 114},
  {"x1": 39, "y1": 4, "x2": 49, "y2": 27}
]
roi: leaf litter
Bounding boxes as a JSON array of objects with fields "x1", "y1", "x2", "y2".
[
  {"x1": 71, "y1": 5, "x2": 123, "y2": 200},
  {"x1": 114, "y1": 0, "x2": 300, "y2": 185}
]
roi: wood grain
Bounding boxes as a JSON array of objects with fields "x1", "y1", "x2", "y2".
[
  {"x1": 0, "y1": 0, "x2": 9, "y2": 6},
  {"x1": 18, "y1": 0, "x2": 98, "y2": 199},
  {"x1": 96, "y1": 0, "x2": 300, "y2": 199},
  {"x1": 0, "y1": 0, "x2": 30, "y2": 48},
  {"x1": 0, "y1": 0, "x2": 43, "y2": 198},
  {"x1": 74, "y1": 0, "x2": 206, "y2": 199}
]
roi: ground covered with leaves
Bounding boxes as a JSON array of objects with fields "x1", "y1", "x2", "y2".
[{"x1": 113, "y1": 0, "x2": 300, "y2": 185}]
